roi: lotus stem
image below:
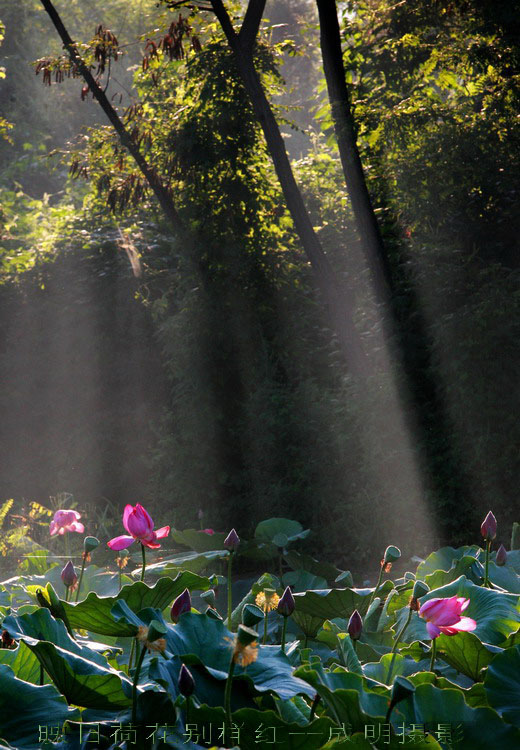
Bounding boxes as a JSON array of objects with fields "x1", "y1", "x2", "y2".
[
  {"x1": 227, "y1": 552, "x2": 233, "y2": 630},
  {"x1": 386, "y1": 608, "x2": 413, "y2": 683},
  {"x1": 263, "y1": 610, "x2": 268, "y2": 645},
  {"x1": 309, "y1": 693, "x2": 320, "y2": 722},
  {"x1": 131, "y1": 643, "x2": 147, "y2": 725},
  {"x1": 367, "y1": 562, "x2": 384, "y2": 609},
  {"x1": 429, "y1": 638, "x2": 437, "y2": 673},
  {"x1": 281, "y1": 615, "x2": 288, "y2": 653},
  {"x1": 224, "y1": 656, "x2": 236, "y2": 728},
  {"x1": 75, "y1": 554, "x2": 87, "y2": 603},
  {"x1": 128, "y1": 637, "x2": 136, "y2": 674},
  {"x1": 140, "y1": 543, "x2": 146, "y2": 583},
  {"x1": 483, "y1": 540, "x2": 491, "y2": 587}
]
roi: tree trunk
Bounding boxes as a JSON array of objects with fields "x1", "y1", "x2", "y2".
[{"x1": 210, "y1": 0, "x2": 368, "y2": 376}]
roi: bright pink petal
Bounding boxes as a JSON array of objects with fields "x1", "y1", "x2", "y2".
[
  {"x1": 65, "y1": 521, "x2": 84, "y2": 534},
  {"x1": 127, "y1": 504, "x2": 153, "y2": 538},
  {"x1": 440, "y1": 617, "x2": 477, "y2": 635},
  {"x1": 426, "y1": 622, "x2": 441, "y2": 639},
  {"x1": 420, "y1": 598, "x2": 446, "y2": 619},
  {"x1": 141, "y1": 539, "x2": 162, "y2": 549},
  {"x1": 49, "y1": 521, "x2": 58, "y2": 536},
  {"x1": 201, "y1": 528, "x2": 214, "y2": 535},
  {"x1": 122, "y1": 505, "x2": 135, "y2": 534},
  {"x1": 107, "y1": 535, "x2": 135, "y2": 550},
  {"x1": 155, "y1": 526, "x2": 170, "y2": 539},
  {"x1": 457, "y1": 597, "x2": 470, "y2": 612}
]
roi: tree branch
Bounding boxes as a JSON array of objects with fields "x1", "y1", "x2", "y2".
[
  {"x1": 39, "y1": 0, "x2": 186, "y2": 239},
  {"x1": 239, "y1": 0, "x2": 267, "y2": 54}
]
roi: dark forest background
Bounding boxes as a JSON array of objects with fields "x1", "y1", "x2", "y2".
[{"x1": 0, "y1": 0, "x2": 519, "y2": 567}]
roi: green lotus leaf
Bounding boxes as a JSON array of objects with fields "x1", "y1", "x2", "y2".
[
  {"x1": 0, "y1": 664, "x2": 79, "y2": 749},
  {"x1": 189, "y1": 703, "x2": 334, "y2": 750},
  {"x1": 294, "y1": 662, "x2": 391, "y2": 733},
  {"x1": 283, "y1": 570, "x2": 328, "y2": 592},
  {"x1": 406, "y1": 682, "x2": 520, "y2": 749},
  {"x1": 2, "y1": 608, "x2": 133, "y2": 709},
  {"x1": 170, "y1": 528, "x2": 229, "y2": 552},
  {"x1": 255, "y1": 518, "x2": 310, "y2": 546},
  {"x1": 393, "y1": 576, "x2": 520, "y2": 646},
  {"x1": 283, "y1": 550, "x2": 343, "y2": 583},
  {"x1": 435, "y1": 631, "x2": 503, "y2": 681},
  {"x1": 363, "y1": 653, "x2": 430, "y2": 685},
  {"x1": 61, "y1": 572, "x2": 212, "y2": 636},
  {"x1": 0, "y1": 640, "x2": 42, "y2": 684},
  {"x1": 415, "y1": 546, "x2": 483, "y2": 579},
  {"x1": 485, "y1": 560, "x2": 520, "y2": 594},
  {"x1": 293, "y1": 581, "x2": 394, "y2": 635},
  {"x1": 136, "y1": 549, "x2": 228, "y2": 577},
  {"x1": 483, "y1": 644, "x2": 520, "y2": 727}
]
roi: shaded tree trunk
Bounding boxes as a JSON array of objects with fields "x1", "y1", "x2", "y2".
[{"x1": 210, "y1": 0, "x2": 368, "y2": 377}]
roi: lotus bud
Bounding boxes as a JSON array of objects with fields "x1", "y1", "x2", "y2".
[
  {"x1": 170, "y1": 588, "x2": 191, "y2": 623},
  {"x1": 347, "y1": 609, "x2": 363, "y2": 641},
  {"x1": 481, "y1": 511, "x2": 497, "y2": 542},
  {"x1": 178, "y1": 664, "x2": 195, "y2": 697},
  {"x1": 496, "y1": 544, "x2": 507, "y2": 566},
  {"x1": 242, "y1": 603, "x2": 264, "y2": 627},
  {"x1": 236, "y1": 624, "x2": 258, "y2": 647},
  {"x1": 147, "y1": 619, "x2": 167, "y2": 643},
  {"x1": 277, "y1": 586, "x2": 295, "y2": 617},
  {"x1": 198, "y1": 509, "x2": 204, "y2": 520},
  {"x1": 224, "y1": 528, "x2": 240, "y2": 552},
  {"x1": 83, "y1": 536, "x2": 100, "y2": 553},
  {"x1": 61, "y1": 560, "x2": 77, "y2": 589},
  {"x1": 383, "y1": 546, "x2": 401, "y2": 564},
  {"x1": 200, "y1": 590, "x2": 216, "y2": 609}
]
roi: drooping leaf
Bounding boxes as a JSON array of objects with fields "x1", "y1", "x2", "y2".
[
  {"x1": 61, "y1": 573, "x2": 212, "y2": 636},
  {"x1": 483, "y1": 644, "x2": 520, "y2": 727},
  {"x1": 2, "y1": 608, "x2": 133, "y2": 709},
  {"x1": 0, "y1": 664, "x2": 79, "y2": 749}
]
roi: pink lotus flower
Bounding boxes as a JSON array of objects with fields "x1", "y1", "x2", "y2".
[
  {"x1": 107, "y1": 503, "x2": 170, "y2": 550},
  {"x1": 49, "y1": 509, "x2": 84, "y2": 536},
  {"x1": 201, "y1": 528, "x2": 215, "y2": 535},
  {"x1": 419, "y1": 595, "x2": 477, "y2": 639}
]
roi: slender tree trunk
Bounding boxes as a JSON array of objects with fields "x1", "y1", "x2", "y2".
[
  {"x1": 210, "y1": 0, "x2": 368, "y2": 376},
  {"x1": 316, "y1": 0, "x2": 468, "y2": 520},
  {"x1": 316, "y1": 0, "x2": 393, "y2": 301},
  {"x1": 39, "y1": 0, "x2": 186, "y2": 240}
]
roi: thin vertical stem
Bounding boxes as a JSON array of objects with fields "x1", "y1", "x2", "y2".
[
  {"x1": 140, "y1": 543, "x2": 146, "y2": 583},
  {"x1": 429, "y1": 638, "x2": 437, "y2": 673},
  {"x1": 367, "y1": 563, "x2": 384, "y2": 609},
  {"x1": 75, "y1": 556, "x2": 87, "y2": 602},
  {"x1": 484, "y1": 540, "x2": 491, "y2": 587},
  {"x1": 224, "y1": 657, "x2": 236, "y2": 728},
  {"x1": 263, "y1": 610, "x2": 268, "y2": 645},
  {"x1": 280, "y1": 615, "x2": 288, "y2": 653},
  {"x1": 386, "y1": 608, "x2": 413, "y2": 683},
  {"x1": 227, "y1": 552, "x2": 233, "y2": 630},
  {"x1": 131, "y1": 643, "x2": 147, "y2": 725}
]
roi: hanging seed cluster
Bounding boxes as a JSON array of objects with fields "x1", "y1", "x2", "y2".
[{"x1": 142, "y1": 14, "x2": 202, "y2": 81}]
